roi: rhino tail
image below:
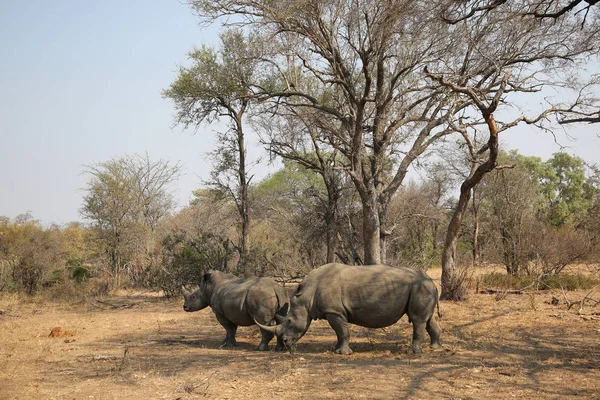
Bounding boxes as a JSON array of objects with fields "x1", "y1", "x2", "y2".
[{"x1": 436, "y1": 297, "x2": 442, "y2": 320}]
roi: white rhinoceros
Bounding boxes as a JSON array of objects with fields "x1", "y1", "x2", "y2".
[
  {"x1": 257, "y1": 263, "x2": 441, "y2": 354},
  {"x1": 182, "y1": 270, "x2": 288, "y2": 351}
]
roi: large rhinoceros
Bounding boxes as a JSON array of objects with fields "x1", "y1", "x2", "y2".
[
  {"x1": 182, "y1": 270, "x2": 288, "y2": 351},
  {"x1": 256, "y1": 263, "x2": 441, "y2": 355}
]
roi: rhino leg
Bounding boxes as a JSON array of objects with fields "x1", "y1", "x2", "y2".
[
  {"x1": 256, "y1": 324, "x2": 274, "y2": 351},
  {"x1": 326, "y1": 314, "x2": 353, "y2": 355},
  {"x1": 215, "y1": 314, "x2": 238, "y2": 347},
  {"x1": 275, "y1": 334, "x2": 285, "y2": 351},
  {"x1": 408, "y1": 321, "x2": 426, "y2": 354},
  {"x1": 426, "y1": 316, "x2": 442, "y2": 349}
]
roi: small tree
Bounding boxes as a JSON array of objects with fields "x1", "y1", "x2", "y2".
[
  {"x1": 536, "y1": 153, "x2": 595, "y2": 228},
  {"x1": 484, "y1": 156, "x2": 540, "y2": 275},
  {"x1": 164, "y1": 29, "x2": 260, "y2": 274},
  {"x1": 81, "y1": 154, "x2": 180, "y2": 286},
  {"x1": 479, "y1": 151, "x2": 599, "y2": 275}
]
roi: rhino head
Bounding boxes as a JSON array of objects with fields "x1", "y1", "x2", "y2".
[
  {"x1": 255, "y1": 284, "x2": 312, "y2": 349},
  {"x1": 181, "y1": 271, "x2": 213, "y2": 312}
]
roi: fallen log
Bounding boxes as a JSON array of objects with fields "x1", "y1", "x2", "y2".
[{"x1": 479, "y1": 288, "x2": 523, "y2": 295}]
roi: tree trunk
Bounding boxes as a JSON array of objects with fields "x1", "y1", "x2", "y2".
[
  {"x1": 326, "y1": 223, "x2": 337, "y2": 263},
  {"x1": 362, "y1": 197, "x2": 381, "y2": 265},
  {"x1": 440, "y1": 185, "x2": 472, "y2": 299},
  {"x1": 472, "y1": 190, "x2": 480, "y2": 265},
  {"x1": 324, "y1": 200, "x2": 337, "y2": 264},
  {"x1": 440, "y1": 114, "x2": 499, "y2": 300},
  {"x1": 111, "y1": 228, "x2": 121, "y2": 274},
  {"x1": 379, "y1": 207, "x2": 391, "y2": 265},
  {"x1": 324, "y1": 173, "x2": 340, "y2": 264},
  {"x1": 500, "y1": 224, "x2": 519, "y2": 276},
  {"x1": 380, "y1": 232, "x2": 388, "y2": 265},
  {"x1": 235, "y1": 111, "x2": 250, "y2": 275}
]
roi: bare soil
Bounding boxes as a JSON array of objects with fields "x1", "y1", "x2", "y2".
[{"x1": 1, "y1": 268, "x2": 599, "y2": 400}]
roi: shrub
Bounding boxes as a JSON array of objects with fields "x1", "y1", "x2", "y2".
[
  {"x1": 43, "y1": 276, "x2": 110, "y2": 301},
  {"x1": 11, "y1": 253, "x2": 46, "y2": 295},
  {"x1": 151, "y1": 231, "x2": 230, "y2": 297},
  {"x1": 527, "y1": 227, "x2": 596, "y2": 275},
  {"x1": 1, "y1": 217, "x2": 64, "y2": 295},
  {"x1": 479, "y1": 272, "x2": 600, "y2": 291},
  {"x1": 70, "y1": 266, "x2": 90, "y2": 283},
  {"x1": 441, "y1": 264, "x2": 474, "y2": 301}
]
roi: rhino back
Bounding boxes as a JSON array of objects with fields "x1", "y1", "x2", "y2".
[
  {"x1": 308, "y1": 263, "x2": 436, "y2": 328},
  {"x1": 211, "y1": 277, "x2": 281, "y2": 326},
  {"x1": 245, "y1": 278, "x2": 286, "y2": 322}
]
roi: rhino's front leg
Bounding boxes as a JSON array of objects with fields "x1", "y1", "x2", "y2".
[
  {"x1": 326, "y1": 314, "x2": 353, "y2": 355},
  {"x1": 275, "y1": 333, "x2": 285, "y2": 351},
  {"x1": 256, "y1": 322, "x2": 274, "y2": 351},
  {"x1": 215, "y1": 313, "x2": 238, "y2": 347}
]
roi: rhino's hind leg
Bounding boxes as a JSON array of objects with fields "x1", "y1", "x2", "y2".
[
  {"x1": 426, "y1": 316, "x2": 442, "y2": 349},
  {"x1": 408, "y1": 321, "x2": 426, "y2": 354},
  {"x1": 326, "y1": 314, "x2": 353, "y2": 355},
  {"x1": 215, "y1": 314, "x2": 238, "y2": 347}
]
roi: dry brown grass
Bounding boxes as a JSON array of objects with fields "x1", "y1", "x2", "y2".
[{"x1": 1, "y1": 267, "x2": 599, "y2": 399}]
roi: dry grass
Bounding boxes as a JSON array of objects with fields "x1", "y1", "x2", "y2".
[{"x1": 1, "y1": 267, "x2": 599, "y2": 399}]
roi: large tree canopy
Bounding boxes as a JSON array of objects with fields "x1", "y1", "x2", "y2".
[{"x1": 185, "y1": 0, "x2": 600, "y2": 275}]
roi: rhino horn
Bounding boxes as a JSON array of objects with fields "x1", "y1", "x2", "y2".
[
  {"x1": 181, "y1": 285, "x2": 191, "y2": 297},
  {"x1": 255, "y1": 320, "x2": 281, "y2": 335}
]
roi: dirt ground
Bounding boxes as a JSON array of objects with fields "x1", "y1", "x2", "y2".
[{"x1": 1, "y1": 267, "x2": 599, "y2": 400}]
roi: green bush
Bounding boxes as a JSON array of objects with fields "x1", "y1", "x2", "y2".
[
  {"x1": 70, "y1": 266, "x2": 90, "y2": 283},
  {"x1": 151, "y1": 231, "x2": 230, "y2": 297}
]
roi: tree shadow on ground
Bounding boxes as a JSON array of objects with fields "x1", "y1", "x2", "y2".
[{"x1": 42, "y1": 294, "x2": 600, "y2": 399}]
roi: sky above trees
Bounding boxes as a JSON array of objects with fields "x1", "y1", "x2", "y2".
[{"x1": 1, "y1": 0, "x2": 599, "y2": 226}]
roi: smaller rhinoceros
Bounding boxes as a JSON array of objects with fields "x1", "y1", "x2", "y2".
[
  {"x1": 182, "y1": 270, "x2": 288, "y2": 351},
  {"x1": 256, "y1": 263, "x2": 442, "y2": 355}
]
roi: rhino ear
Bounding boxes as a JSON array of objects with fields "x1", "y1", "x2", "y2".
[
  {"x1": 203, "y1": 270, "x2": 213, "y2": 282},
  {"x1": 275, "y1": 303, "x2": 289, "y2": 322},
  {"x1": 294, "y1": 283, "x2": 305, "y2": 297}
]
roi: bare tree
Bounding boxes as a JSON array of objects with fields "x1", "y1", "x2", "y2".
[
  {"x1": 425, "y1": 0, "x2": 600, "y2": 298},
  {"x1": 441, "y1": 0, "x2": 599, "y2": 25},
  {"x1": 187, "y1": 1, "x2": 599, "y2": 276},
  {"x1": 125, "y1": 154, "x2": 181, "y2": 232},
  {"x1": 191, "y1": 0, "x2": 471, "y2": 264},
  {"x1": 81, "y1": 155, "x2": 180, "y2": 283}
]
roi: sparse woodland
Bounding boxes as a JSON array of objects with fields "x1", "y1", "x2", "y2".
[
  {"x1": 4, "y1": 3, "x2": 600, "y2": 400},
  {"x1": 2, "y1": 1, "x2": 600, "y2": 300}
]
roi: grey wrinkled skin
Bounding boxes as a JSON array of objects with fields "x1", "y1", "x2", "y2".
[
  {"x1": 257, "y1": 263, "x2": 442, "y2": 355},
  {"x1": 182, "y1": 270, "x2": 288, "y2": 351}
]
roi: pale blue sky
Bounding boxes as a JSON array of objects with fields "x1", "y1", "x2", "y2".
[
  {"x1": 1, "y1": 1, "x2": 599, "y2": 225},
  {"x1": 0, "y1": 0, "x2": 228, "y2": 224}
]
